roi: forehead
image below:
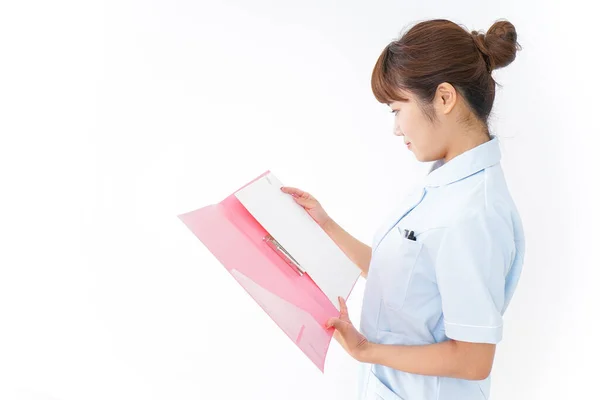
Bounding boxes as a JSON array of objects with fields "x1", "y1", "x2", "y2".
[
  {"x1": 388, "y1": 97, "x2": 410, "y2": 107},
  {"x1": 387, "y1": 90, "x2": 412, "y2": 107}
]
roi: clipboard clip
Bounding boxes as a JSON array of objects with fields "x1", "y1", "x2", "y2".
[{"x1": 263, "y1": 234, "x2": 306, "y2": 276}]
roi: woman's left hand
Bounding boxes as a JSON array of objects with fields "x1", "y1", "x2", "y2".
[{"x1": 326, "y1": 296, "x2": 371, "y2": 362}]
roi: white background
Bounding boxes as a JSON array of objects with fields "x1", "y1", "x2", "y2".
[{"x1": 1, "y1": 1, "x2": 598, "y2": 399}]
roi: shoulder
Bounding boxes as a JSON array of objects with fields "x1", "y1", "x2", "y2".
[
  {"x1": 420, "y1": 198, "x2": 516, "y2": 259},
  {"x1": 441, "y1": 164, "x2": 518, "y2": 226}
]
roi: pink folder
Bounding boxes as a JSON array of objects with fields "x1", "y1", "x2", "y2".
[{"x1": 178, "y1": 171, "x2": 357, "y2": 371}]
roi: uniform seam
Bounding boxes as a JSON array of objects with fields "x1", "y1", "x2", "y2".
[
  {"x1": 478, "y1": 382, "x2": 489, "y2": 400},
  {"x1": 415, "y1": 226, "x2": 448, "y2": 238},
  {"x1": 445, "y1": 321, "x2": 503, "y2": 329},
  {"x1": 484, "y1": 171, "x2": 489, "y2": 210},
  {"x1": 396, "y1": 243, "x2": 424, "y2": 313}
]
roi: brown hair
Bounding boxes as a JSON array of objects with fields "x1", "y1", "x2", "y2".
[{"x1": 371, "y1": 19, "x2": 522, "y2": 129}]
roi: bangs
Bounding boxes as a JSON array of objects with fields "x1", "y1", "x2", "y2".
[{"x1": 371, "y1": 45, "x2": 409, "y2": 104}]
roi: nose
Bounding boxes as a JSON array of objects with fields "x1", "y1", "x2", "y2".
[{"x1": 394, "y1": 121, "x2": 404, "y2": 136}]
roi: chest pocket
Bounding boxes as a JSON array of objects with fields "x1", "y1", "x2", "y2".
[{"x1": 373, "y1": 226, "x2": 423, "y2": 312}]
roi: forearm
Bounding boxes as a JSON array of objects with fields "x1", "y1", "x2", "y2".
[
  {"x1": 359, "y1": 340, "x2": 494, "y2": 381},
  {"x1": 321, "y1": 219, "x2": 372, "y2": 277}
]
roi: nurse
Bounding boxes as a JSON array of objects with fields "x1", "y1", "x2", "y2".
[{"x1": 281, "y1": 18, "x2": 524, "y2": 400}]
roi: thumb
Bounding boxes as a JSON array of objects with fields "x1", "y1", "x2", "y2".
[{"x1": 326, "y1": 317, "x2": 343, "y2": 330}]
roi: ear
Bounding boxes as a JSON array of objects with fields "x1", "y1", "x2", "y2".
[{"x1": 435, "y1": 82, "x2": 458, "y2": 115}]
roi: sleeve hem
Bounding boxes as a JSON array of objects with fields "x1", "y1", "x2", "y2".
[{"x1": 444, "y1": 321, "x2": 503, "y2": 344}]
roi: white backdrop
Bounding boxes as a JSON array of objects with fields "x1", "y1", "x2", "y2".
[{"x1": 1, "y1": 1, "x2": 598, "y2": 399}]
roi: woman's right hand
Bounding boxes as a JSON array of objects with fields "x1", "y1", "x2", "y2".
[{"x1": 280, "y1": 186, "x2": 332, "y2": 228}]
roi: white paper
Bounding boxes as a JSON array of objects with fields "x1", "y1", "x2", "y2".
[{"x1": 234, "y1": 172, "x2": 361, "y2": 310}]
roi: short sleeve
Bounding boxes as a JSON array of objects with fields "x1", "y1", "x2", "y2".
[{"x1": 435, "y1": 209, "x2": 513, "y2": 344}]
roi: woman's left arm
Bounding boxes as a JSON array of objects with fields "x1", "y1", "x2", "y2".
[
  {"x1": 326, "y1": 297, "x2": 495, "y2": 382},
  {"x1": 359, "y1": 339, "x2": 495, "y2": 381}
]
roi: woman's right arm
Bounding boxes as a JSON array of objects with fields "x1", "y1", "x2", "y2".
[{"x1": 321, "y1": 218, "x2": 372, "y2": 277}]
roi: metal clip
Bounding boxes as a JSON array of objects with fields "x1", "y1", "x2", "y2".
[{"x1": 263, "y1": 234, "x2": 305, "y2": 275}]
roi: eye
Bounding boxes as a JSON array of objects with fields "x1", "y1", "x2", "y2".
[{"x1": 390, "y1": 109, "x2": 399, "y2": 115}]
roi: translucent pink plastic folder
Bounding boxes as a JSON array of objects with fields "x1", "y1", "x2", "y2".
[{"x1": 178, "y1": 170, "x2": 361, "y2": 371}]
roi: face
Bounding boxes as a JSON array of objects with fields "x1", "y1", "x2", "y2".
[{"x1": 388, "y1": 85, "x2": 457, "y2": 162}]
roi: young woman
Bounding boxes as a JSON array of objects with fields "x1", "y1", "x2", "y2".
[{"x1": 281, "y1": 18, "x2": 524, "y2": 400}]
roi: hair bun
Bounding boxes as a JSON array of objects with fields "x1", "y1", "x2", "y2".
[{"x1": 474, "y1": 20, "x2": 522, "y2": 71}]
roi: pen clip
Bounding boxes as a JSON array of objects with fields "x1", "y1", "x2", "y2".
[
  {"x1": 403, "y1": 229, "x2": 416, "y2": 241},
  {"x1": 263, "y1": 234, "x2": 305, "y2": 276}
]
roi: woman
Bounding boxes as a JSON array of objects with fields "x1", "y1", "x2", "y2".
[{"x1": 281, "y1": 18, "x2": 525, "y2": 400}]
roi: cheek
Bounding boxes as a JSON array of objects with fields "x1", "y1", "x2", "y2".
[
  {"x1": 400, "y1": 110, "x2": 421, "y2": 134},
  {"x1": 394, "y1": 116, "x2": 411, "y2": 136}
]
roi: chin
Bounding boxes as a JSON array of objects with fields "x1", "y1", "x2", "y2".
[
  {"x1": 412, "y1": 150, "x2": 439, "y2": 162},
  {"x1": 413, "y1": 153, "x2": 431, "y2": 162}
]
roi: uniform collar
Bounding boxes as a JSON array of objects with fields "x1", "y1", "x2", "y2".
[{"x1": 424, "y1": 136, "x2": 501, "y2": 188}]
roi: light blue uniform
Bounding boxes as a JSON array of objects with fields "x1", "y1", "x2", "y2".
[{"x1": 358, "y1": 137, "x2": 525, "y2": 400}]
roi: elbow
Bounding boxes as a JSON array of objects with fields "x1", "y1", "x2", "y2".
[
  {"x1": 450, "y1": 340, "x2": 496, "y2": 381},
  {"x1": 463, "y1": 364, "x2": 492, "y2": 381},
  {"x1": 469, "y1": 368, "x2": 491, "y2": 381}
]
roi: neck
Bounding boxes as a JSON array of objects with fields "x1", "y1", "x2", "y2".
[{"x1": 443, "y1": 131, "x2": 490, "y2": 163}]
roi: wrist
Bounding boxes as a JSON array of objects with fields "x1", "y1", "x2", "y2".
[
  {"x1": 354, "y1": 341, "x2": 375, "y2": 363},
  {"x1": 320, "y1": 217, "x2": 336, "y2": 233}
]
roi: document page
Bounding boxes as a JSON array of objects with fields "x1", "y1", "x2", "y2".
[{"x1": 234, "y1": 172, "x2": 360, "y2": 310}]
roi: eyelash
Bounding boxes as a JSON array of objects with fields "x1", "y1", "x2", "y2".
[{"x1": 390, "y1": 110, "x2": 399, "y2": 115}]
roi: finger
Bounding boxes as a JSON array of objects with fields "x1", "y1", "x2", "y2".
[
  {"x1": 280, "y1": 186, "x2": 305, "y2": 196},
  {"x1": 338, "y1": 296, "x2": 349, "y2": 318},
  {"x1": 281, "y1": 186, "x2": 311, "y2": 201}
]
